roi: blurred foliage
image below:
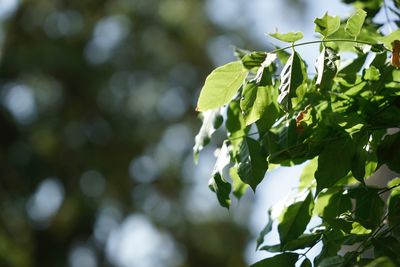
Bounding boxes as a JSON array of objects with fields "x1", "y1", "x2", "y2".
[{"x1": 0, "y1": 0, "x2": 256, "y2": 266}]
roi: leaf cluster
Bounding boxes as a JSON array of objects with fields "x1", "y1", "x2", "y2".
[{"x1": 194, "y1": 2, "x2": 400, "y2": 266}]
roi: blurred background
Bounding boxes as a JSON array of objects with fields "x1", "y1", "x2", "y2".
[{"x1": 0, "y1": 0, "x2": 355, "y2": 266}]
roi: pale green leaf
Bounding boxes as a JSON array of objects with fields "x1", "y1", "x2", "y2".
[
  {"x1": 229, "y1": 166, "x2": 248, "y2": 200},
  {"x1": 269, "y1": 31, "x2": 304, "y2": 43},
  {"x1": 314, "y1": 12, "x2": 341, "y2": 37},
  {"x1": 345, "y1": 9, "x2": 367, "y2": 37},
  {"x1": 299, "y1": 158, "x2": 318, "y2": 190},
  {"x1": 197, "y1": 61, "x2": 248, "y2": 111}
]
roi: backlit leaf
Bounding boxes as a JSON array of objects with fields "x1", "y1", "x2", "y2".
[
  {"x1": 269, "y1": 31, "x2": 304, "y2": 43},
  {"x1": 314, "y1": 12, "x2": 341, "y2": 37},
  {"x1": 345, "y1": 9, "x2": 367, "y2": 37},
  {"x1": 197, "y1": 61, "x2": 248, "y2": 111}
]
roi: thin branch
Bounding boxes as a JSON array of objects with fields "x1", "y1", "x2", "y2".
[{"x1": 269, "y1": 39, "x2": 391, "y2": 54}]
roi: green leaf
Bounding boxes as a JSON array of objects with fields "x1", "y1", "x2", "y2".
[
  {"x1": 315, "y1": 189, "x2": 352, "y2": 218},
  {"x1": 299, "y1": 158, "x2": 318, "y2": 190},
  {"x1": 372, "y1": 236, "x2": 400, "y2": 266},
  {"x1": 300, "y1": 258, "x2": 312, "y2": 267},
  {"x1": 278, "y1": 192, "x2": 314, "y2": 246},
  {"x1": 256, "y1": 210, "x2": 273, "y2": 250},
  {"x1": 363, "y1": 65, "x2": 381, "y2": 81},
  {"x1": 197, "y1": 61, "x2": 248, "y2": 111},
  {"x1": 208, "y1": 143, "x2": 231, "y2": 208},
  {"x1": 269, "y1": 31, "x2": 304, "y2": 43},
  {"x1": 315, "y1": 136, "x2": 355, "y2": 193},
  {"x1": 364, "y1": 257, "x2": 396, "y2": 267},
  {"x1": 241, "y1": 82, "x2": 279, "y2": 126},
  {"x1": 226, "y1": 100, "x2": 249, "y2": 156},
  {"x1": 319, "y1": 256, "x2": 345, "y2": 267},
  {"x1": 193, "y1": 108, "x2": 223, "y2": 162},
  {"x1": 260, "y1": 233, "x2": 321, "y2": 252},
  {"x1": 350, "y1": 187, "x2": 384, "y2": 229},
  {"x1": 378, "y1": 29, "x2": 400, "y2": 50},
  {"x1": 377, "y1": 132, "x2": 400, "y2": 173},
  {"x1": 387, "y1": 178, "x2": 400, "y2": 240},
  {"x1": 345, "y1": 9, "x2": 367, "y2": 38},
  {"x1": 314, "y1": 12, "x2": 341, "y2": 37},
  {"x1": 315, "y1": 47, "x2": 338, "y2": 90},
  {"x1": 229, "y1": 166, "x2": 248, "y2": 200},
  {"x1": 314, "y1": 228, "x2": 344, "y2": 266},
  {"x1": 241, "y1": 51, "x2": 267, "y2": 70},
  {"x1": 236, "y1": 137, "x2": 268, "y2": 191},
  {"x1": 250, "y1": 253, "x2": 299, "y2": 267},
  {"x1": 278, "y1": 51, "x2": 307, "y2": 111}
]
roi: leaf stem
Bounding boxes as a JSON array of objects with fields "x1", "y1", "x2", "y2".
[{"x1": 270, "y1": 39, "x2": 391, "y2": 54}]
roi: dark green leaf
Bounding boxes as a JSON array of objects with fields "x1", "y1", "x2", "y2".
[
  {"x1": 236, "y1": 137, "x2": 268, "y2": 191},
  {"x1": 314, "y1": 12, "x2": 341, "y2": 37},
  {"x1": 269, "y1": 31, "x2": 304, "y2": 43},
  {"x1": 278, "y1": 192, "x2": 314, "y2": 246},
  {"x1": 315, "y1": 136, "x2": 355, "y2": 193},
  {"x1": 387, "y1": 178, "x2": 400, "y2": 240},
  {"x1": 260, "y1": 233, "x2": 321, "y2": 252},
  {"x1": 319, "y1": 255, "x2": 345, "y2": 267},
  {"x1": 193, "y1": 108, "x2": 223, "y2": 162},
  {"x1": 278, "y1": 51, "x2": 307, "y2": 111},
  {"x1": 241, "y1": 51, "x2": 267, "y2": 70},
  {"x1": 208, "y1": 143, "x2": 231, "y2": 209},
  {"x1": 345, "y1": 9, "x2": 367, "y2": 37},
  {"x1": 364, "y1": 257, "x2": 396, "y2": 267},
  {"x1": 256, "y1": 210, "x2": 273, "y2": 250},
  {"x1": 300, "y1": 258, "x2": 312, "y2": 267},
  {"x1": 377, "y1": 132, "x2": 400, "y2": 173},
  {"x1": 314, "y1": 228, "x2": 344, "y2": 266},
  {"x1": 315, "y1": 47, "x2": 338, "y2": 90},
  {"x1": 350, "y1": 187, "x2": 384, "y2": 229},
  {"x1": 372, "y1": 236, "x2": 400, "y2": 266},
  {"x1": 197, "y1": 61, "x2": 248, "y2": 111},
  {"x1": 250, "y1": 253, "x2": 299, "y2": 267}
]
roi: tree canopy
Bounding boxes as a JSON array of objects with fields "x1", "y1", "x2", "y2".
[{"x1": 195, "y1": 0, "x2": 400, "y2": 266}]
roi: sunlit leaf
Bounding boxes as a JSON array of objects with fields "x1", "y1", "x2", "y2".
[
  {"x1": 345, "y1": 9, "x2": 367, "y2": 38},
  {"x1": 197, "y1": 61, "x2": 248, "y2": 111},
  {"x1": 269, "y1": 31, "x2": 304, "y2": 43},
  {"x1": 229, "y1": 166, "x2": 248, "y2": 200},
  {"x1": 314, "y1": 12, "x2": 341, "y2": 37}
]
